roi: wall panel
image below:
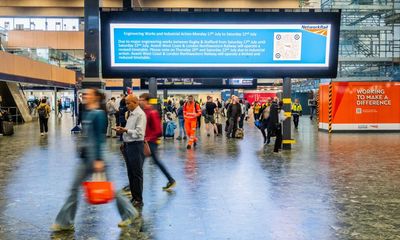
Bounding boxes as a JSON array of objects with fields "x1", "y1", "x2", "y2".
[{"x1": 8, "y1": 31, "x2": 84, "y2": 50}]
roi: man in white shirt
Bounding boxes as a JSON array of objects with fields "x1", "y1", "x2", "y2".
[{"x1": 115, "y1": 94, "x2": 147, "y2": 209}]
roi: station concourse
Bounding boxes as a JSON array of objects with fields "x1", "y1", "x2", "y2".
[{"x1": 0, "y1": 0, "x2": 399, "y2": 240}]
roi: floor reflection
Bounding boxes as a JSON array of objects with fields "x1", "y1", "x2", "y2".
[{"x1": 0, "y1": 115, "x2": 399, "y2": 239}]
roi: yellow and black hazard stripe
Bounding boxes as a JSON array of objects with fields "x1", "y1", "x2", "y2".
[
  {"x1": 328, "y1": 82, "x2": 333, "y2": 133},
  {"x1": 316, "y1": 90, "x2": 319, "y2": 124}
]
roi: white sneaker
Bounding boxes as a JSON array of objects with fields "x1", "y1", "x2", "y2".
[{"x1": 41, "y1": 133, "x2": 44, "y2": 136}]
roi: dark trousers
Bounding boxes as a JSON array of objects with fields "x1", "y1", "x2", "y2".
[
  {"x1": 148, "y1": 142, "x2": 174, "y2": 182},
  {"x1": 293, "y1": 114, "x2": 300, "y2": 128},
  {"x1": 274, "y1": 124, "x2": 283, "y2": 152},
  {"x1": 197, "y1": 116, "x2": 201, "y2": 129},
  {"x1": 260, "y1": 119, "x2": 271, "y2": 144},
  {"x1": 310, "y1": 107, "x2": 316, "y2": 119},
  {"x1": 77, "y1": 114, "x2": 82, "y2": 125},
  {"x1": 123, "y1": 141, "x2": 145, "y2": 203},
  {"x1": 227, "y1": 117, "x2": 238, "y2": 138},
  {"x1": 238, "y1": 114, "x2": 245, "y2": 128},
  {"x1": 115, "y1": 112, "x2": 120, "y2": 126},
  {"x1": 39, "y1": 117, "x2": 48, "y2": 133}
]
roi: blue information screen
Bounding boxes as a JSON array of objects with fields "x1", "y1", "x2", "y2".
[{"x1": 110, "y1": 24, "x2": 331, "y2": 68}]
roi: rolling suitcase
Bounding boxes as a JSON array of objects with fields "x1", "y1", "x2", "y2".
[{"x1": 2, "y1": 121, "x2": 14, "y2": 136}]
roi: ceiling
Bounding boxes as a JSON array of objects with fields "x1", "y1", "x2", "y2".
[{"x1": 0, "y1": 0, "x2": 301, "y2": 17}]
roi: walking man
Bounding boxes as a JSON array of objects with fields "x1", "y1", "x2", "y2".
[
  {"x1": 204, "y1": 96, "x2": 217, "y2": 137},
  {"x1": 226, "y1": 96, "x2": 242, "y2": 138},
  {"x1": 291, "y1": 98, "x2": 302, "y2": 129},
  {"x1": 139, "y1": 93, "x2": 176, "y2": 191},
  {"x1": 115, "y1": 94, "x2": 147, "y2": 209},
  {"x1": 183, "y1": 95, "x2": 202, "y2": 149},
  {"x1": 37, "y1": 98, "x2": 51, "y2": 136}
]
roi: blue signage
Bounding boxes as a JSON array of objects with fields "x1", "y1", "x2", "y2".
[
  {"x1": 111, "y1": 24, "x2": 330, "y2": 67},
  {"x1": 101, "y1": 11, "x2": 341, "y2": 78}
]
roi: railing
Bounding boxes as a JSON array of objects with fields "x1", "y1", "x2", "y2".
[{"x1": 5, "y1": 47, "x2": 83, "y2": 70}]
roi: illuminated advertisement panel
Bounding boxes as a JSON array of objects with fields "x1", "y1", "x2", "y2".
[{"x1": 101, "y1": 11, "x2": 340, "y2": 78}]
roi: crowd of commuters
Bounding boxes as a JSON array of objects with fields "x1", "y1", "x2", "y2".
[{"x1": 46, "y1": 88, "x2": 310, "y2": 231}]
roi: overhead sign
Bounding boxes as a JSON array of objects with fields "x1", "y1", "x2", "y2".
[
  {"x1": 140, "y1": 78, "x2": 257, "y2": 89},
  {"x1": 101, "y1": 11, "x2": 340, "y2": 78}
]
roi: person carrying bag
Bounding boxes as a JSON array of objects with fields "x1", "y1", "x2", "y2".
[{"x1": 51, "y1": 89, "x2": 138, "y2": 232}]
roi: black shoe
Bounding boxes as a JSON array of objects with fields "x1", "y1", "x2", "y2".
[
  {"x1": 207, "y1": 134, "x2": 210, "y2": 137},
  {"x1": 193, "y1": 142, "x2": 197, "y2": 147},
  {"x1": 176, "y1": 136, "x2": 182, "y2": 140},
  {"x1": 131, "y1": 199, "x2": 143, "y2": 209},
  {"x1": 186, "y1": 144, "x2": 191, "y2": 149},
  {"x1": 162, "y1": 180, "x2": 176, "y2": 191},
  {"x1": 183, "y1": 136, "x2": 187, "y2": 140}
]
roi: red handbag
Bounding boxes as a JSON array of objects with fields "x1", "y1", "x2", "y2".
[{"x1": 82, "y1": 172, "x2": 115, "y2": 205}]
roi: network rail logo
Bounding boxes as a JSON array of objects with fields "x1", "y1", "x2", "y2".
[{"x1": 301, "y1": 25, "x2": 329, "y2": 36}]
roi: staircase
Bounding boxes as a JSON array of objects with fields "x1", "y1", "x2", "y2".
[{"x1": 5, "y1": 82, "x2": 33, "y2": 122}]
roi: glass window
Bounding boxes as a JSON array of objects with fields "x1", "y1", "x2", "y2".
[
  {"x1": 62, "y1": 18, "x2": 79, "y2": 31},
  {"x1": 46, "y1": 18, "x2": 63, "y2": 31},
  {"x1": 0, "y1": 18, "x2": 14, "y2": 30},
  {"x1": 14, "y1": 18, "x2": 30, "y2": 30},
  {"x1": 30, "y1": 18, "x2": 46, "y2": 31}
]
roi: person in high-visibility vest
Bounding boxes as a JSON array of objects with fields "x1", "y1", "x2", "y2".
[
  {"x1": 291, "y1": 98, "x2": 303, "y2": 129},
  {"x1": 183, "y1": 95, "x2": 202, "y2": 149}
]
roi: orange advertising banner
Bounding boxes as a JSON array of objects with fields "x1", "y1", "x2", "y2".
[{"x1": 319, "y1": 82, "x2": 400, "y2": 131}]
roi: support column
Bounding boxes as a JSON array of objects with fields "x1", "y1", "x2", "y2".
[
  {"x1": 163, "y1": 89, "x2": 168, "y2": 106},
  {"x1": 282, "y1": 77, "x2": 292, "y2": 150},
  {"x1": 148, "y1": 78, "x2": 161, "y2": 116},
  {"x1": 83, "y1": 0, "x2": 102, "y2": 89},
  {"x1": 121, "y1": 0, "x2": 132, "y2": 93},
  {"x1": 54, "y1": 87, "x2": 57, "y2": 113},
  {"x1": 149, "y1": 78, "x2": 158, "y2": 106}
]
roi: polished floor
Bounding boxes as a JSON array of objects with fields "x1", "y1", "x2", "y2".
[{"x1": 0, "y1": 114, "x2": 400, "y2": 240}]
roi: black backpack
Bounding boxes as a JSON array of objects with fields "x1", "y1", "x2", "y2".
[{"x1": 38, "y1": 106, "x2": 46, "y2": 118}]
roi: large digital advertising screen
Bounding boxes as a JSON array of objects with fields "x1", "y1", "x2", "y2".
[{"x1": 101, "y1": 11, "x2": 340, "y2": 78}]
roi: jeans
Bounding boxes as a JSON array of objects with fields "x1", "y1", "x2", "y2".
[
  {"x1": 310, "y1": 107, "x2": 316, "y2": 119},
  {"x1": 123, "y1": 141, "x2": 145, "y2": 203},
  {"x1": 238, "y1": 114, "x2": 245, "y2": 128},
  {"x1": 54, "y1": 162, "x2": 137, "y2": 226},
  {"x1": 148, "y1": 142, "x2": 174, "y2": 182},
  {"x1": 107, "y1": 115, "x2": 116, "y2": 137},
  {"x1": 39, "y1": 117, "x2": 48, "y2": 133},
  {"x1": 227, "y1": 117, "x2": 238, "y2": 138},
  {"x1": 178, "y1": 118, "x2": 186, "y2": 137}
]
